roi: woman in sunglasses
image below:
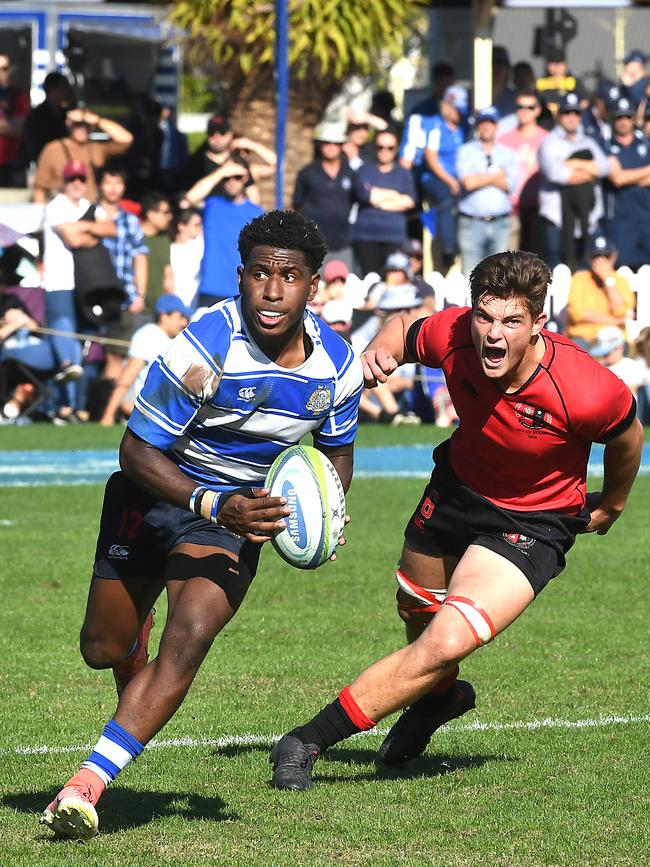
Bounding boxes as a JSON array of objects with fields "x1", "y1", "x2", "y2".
[{"x1": 352, "y1": 127, "x2": 416, "y2": 276}]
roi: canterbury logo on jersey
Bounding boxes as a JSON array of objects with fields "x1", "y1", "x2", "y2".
[
  {"x1": 514, "y1": 402, "x2": 553, "y2": 430},
  {"x1": 108, "y1": 544, "x2": 130, "y2": 559},
  {"x1": 237, "y1": 386, "x2": 256, "y2": 401}
]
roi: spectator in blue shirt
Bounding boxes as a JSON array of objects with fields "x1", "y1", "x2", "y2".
[
  {"x1": 401, "y1": 85, "x2": 469, "y2": 275},
  {"x1": 605, "y1": 96, "x2": 650, "y2": 270},
  {"x1": 456, "y1": 106, "x2": 518, "y2": 276},
  {"x1": 186, "y1": 156, "x2": 263, "y2": 306},
  {"x1": 620, "y1": 50, "x2": 650, "y2": 109},
  {"x1": 353, "y1": 128, "x2": 416, "y2": 276}
]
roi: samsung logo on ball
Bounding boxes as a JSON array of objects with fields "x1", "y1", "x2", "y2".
[{"x1": 282, "y1": 481, "x2": 307, "y2": 549}]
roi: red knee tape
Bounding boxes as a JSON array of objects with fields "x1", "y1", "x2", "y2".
[
  {"x1": 444, "y1": 594, "x2": 496, "y2": 647},
  {"x1": 396, "y1": 569, "x2": 443, "y2": 614},
  {"x1": 338, "y1": 686, "x2": 376, "y2": 731}
]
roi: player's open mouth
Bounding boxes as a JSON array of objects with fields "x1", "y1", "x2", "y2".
[
  {"x1": 257, "y1": 309, "x2": 286, "y2": 327},
  {"x1": 483, "y1": 346, "x2": 506, "y2": 368}
]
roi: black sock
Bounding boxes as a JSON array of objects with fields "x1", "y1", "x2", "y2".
[{"x1": 287, "y1": 698, "x2": 362, "y2": 753}]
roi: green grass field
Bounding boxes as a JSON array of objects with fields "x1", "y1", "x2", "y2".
[{"x1": 0, "y1": 425, "x2": 649, "y2": 866}]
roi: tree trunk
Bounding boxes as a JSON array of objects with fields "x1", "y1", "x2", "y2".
[{"x1": 229, "y1": 86, "x2": 333, "y2": 211}]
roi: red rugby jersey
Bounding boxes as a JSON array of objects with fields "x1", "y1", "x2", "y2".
[{"x1": 408, "y1": 307, "x2": 636, "y2": 513}]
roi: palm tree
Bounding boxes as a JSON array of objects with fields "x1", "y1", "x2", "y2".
[{"x1": 172, "y1": 0, "x2": 426, "y2": 205}]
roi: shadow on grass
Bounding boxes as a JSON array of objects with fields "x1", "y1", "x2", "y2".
[
  {"x1": 3, "y1": 787, "x2": 237, "y2": 838},
  {"x1": 214, "y1": 742, "x2": 514, "y2": 784}
]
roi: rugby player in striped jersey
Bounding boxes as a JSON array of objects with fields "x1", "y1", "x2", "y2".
[{"x1": 41, "y1": 210, "x2": 363, "y2": 839}]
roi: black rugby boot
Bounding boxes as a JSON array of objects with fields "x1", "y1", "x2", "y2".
[
  {"x1": 377, "y1": 680, "x2": 476, "y2": 766},
  {"x1": 269, "y1": 735, "x2": 321, "y2": 791}
]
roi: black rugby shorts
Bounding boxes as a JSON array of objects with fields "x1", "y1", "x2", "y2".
[
  {"x1": 93, "y1": 472, "x2": 261, "y2": 608},
  {"x1": 404, "y1": 442, "x2": 590, "y2": 595}
]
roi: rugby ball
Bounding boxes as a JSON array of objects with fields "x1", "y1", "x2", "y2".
[{"x1": 265, "y1": 445, "x2": 346, "y2": 569}]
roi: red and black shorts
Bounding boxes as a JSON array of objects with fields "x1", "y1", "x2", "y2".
[
  {"x1": 404, "y1": 441, "x2": 590, "y2": 595},
  {"x1": 93, "y1": 472, "x2": 261, "y2": 610}
]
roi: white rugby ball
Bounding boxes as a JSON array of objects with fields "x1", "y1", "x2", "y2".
[{"x1": 265, "y1": 445, "x2": 346, "y2": 570}]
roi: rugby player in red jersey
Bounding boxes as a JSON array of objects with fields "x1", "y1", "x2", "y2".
[{"x1": 270, "y1": 250, "x2": 644, "y2": 790}]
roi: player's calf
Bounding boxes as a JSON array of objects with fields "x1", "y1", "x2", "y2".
[{"x1": 378, "y1": 572, "x2": 480, "y2": 765}]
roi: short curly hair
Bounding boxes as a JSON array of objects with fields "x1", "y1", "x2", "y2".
[{"x1": 238, "y1": 210, "x2": 328, "y2": 274}]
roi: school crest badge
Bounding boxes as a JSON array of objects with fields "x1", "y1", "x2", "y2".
[{"x1": 306, "y1": 385, "x2": 331, "y2": 414}]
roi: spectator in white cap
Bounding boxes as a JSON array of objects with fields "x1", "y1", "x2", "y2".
[
  {"x1": 293, "y1": 120, "x2": 355, "y2": 271},
  {"x1": 566, "y1": 235, "x2": 636, "y2": 350},
  {"x1": 369, "y1": 251, "x2": 435, "y2": 314},
  {"x1": 589, "y1": 325, "x2": 643, "y2": 394},
  {"x1": 400, "y1": 239, "x2": 436, "y2": 312},
  {"x1": 99, "y1": 295, "x2": 190, "y2": 425},
  {"x1": 321, "y1": 299, "x2": 353, "y2": 341}
]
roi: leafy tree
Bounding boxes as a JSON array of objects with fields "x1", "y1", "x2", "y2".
[
  {"x1": 173, "y1": 0, "x2": 425, "y2": 108},
  {"x1": 171, "y1": 0, "x2": 426, "y2": 203}
]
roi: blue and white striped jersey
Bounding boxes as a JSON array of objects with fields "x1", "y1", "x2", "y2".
[{"x1": 128, "y1": 297, "x2": 363, "y2": 490}]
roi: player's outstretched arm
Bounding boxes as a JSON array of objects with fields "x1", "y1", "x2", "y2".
[
  {"x1": 583, "y1": 417, "x2": 644, "y2": 535},
  {"x1": 361, "y1": 313, "x2": 420, "y2": 388}
]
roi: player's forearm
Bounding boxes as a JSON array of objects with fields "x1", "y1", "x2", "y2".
[
  {"x1": 185, "y1": 169, "x2": 226, "y2": 204},
  {"x1": 120, "y1": 429, "x2": 196, "y2": 509},
  {"x1": 378, "y1": 193, "x2": 415, "y2": 212},
  {"x1": 600, "y1": 417, "x2": 644, "y2": 512},
  {"x1": 98, "y1": 117, "x2": 133, "y2": 147},
  {"x1": 364, "y1": 313, "x2": 419, "y2": 366},
  {"x1": 460, "y1": 173, "x2": 493, "y2": 192},
  {"x1": 318, "y1": 446, "x2": 354, "y2": 493},
  {"x1": 134, "y1": 254, "x2": 148, "y2": 298}
]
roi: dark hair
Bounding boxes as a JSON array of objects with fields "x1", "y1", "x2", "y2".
[
  {"x1": 140, "y1": 191, "x2": 169, "y2": 218},
  {"x1": 97, "y1": 159, "x2": 128, "y2": 184},
  {"x1": 469, "y1": 251, "x2": 550, "y2": 319},
  {"x1": 175, "y1": 206, "x2": 202, "y2": 227},
  {"x1": 43, "y1": 71, "x2": 70, "y2": 94},
  {"x1": 238, "y1": 210, "x2": 328, "y2": 274},
  {"x1": 516, "y1": 87, "x2": 539, "y2": 102},
  {"x1": 432, "y1": 62, "x2": 455, "y2": 82}
]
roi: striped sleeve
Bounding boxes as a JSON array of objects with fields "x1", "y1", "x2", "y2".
[{"x1": 128, "y1": 310, "x2": 231, "y2": 448}]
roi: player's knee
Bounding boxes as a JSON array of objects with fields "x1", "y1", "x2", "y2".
[{"x1": 79, "y1": 628, "x2": 129, "y2": 669}]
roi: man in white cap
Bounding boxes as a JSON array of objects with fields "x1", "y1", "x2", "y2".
[{"x1": 293, "y1": 120, "x2": 355, "y2": 271}]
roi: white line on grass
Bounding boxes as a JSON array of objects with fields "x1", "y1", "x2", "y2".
[{"x1": 4, "y1": 712, "x2": 649, "y2": 757}]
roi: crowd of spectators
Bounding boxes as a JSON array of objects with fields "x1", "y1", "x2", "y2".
[{"x1": 2, "y1": 43, "x2": 650, "y2": 428}]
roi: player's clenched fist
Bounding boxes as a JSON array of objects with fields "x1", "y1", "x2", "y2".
[{"x1": 361, "y1": 349, "x2": 398, "y2": 387}]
